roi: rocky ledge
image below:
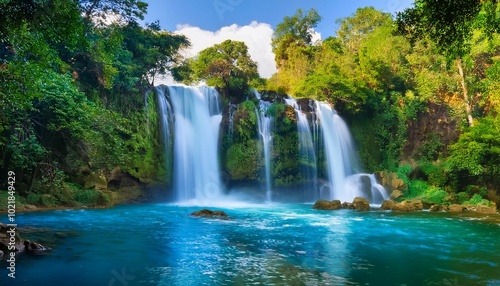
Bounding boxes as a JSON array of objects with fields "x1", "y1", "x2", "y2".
[
  {"x1": 0, "y1": 223, "x2": 48, "y2": 259},
  {"x1": 380, "y1": 200, "x2": 497, "y2": 214},
  {"x1": 313, "y1": 197, "x2": 371, "y2": 211},
  {"x1": 191, "y1": 209, "x2": 229, "y2": 218}
]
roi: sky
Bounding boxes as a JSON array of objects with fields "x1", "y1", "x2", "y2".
[{"x1": 142, "y1": 0, "x2": 414, "y2": 79}]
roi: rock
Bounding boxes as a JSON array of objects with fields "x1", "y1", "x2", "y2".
[
  {"x1": 389, "y1": 190, "x2": 403, "y2": 200},
  {"x1": 106, "y1": 168, "x2": 141, "y2": 190},
  {"x1": 380, "y1": 200, "x2": 396, "y2": 210},
  {"x1": 474, "y1": 204, "x2": 497, "y2": 214},
  {"x1": 341, "y1": 202, "x2": 354, "y2": 209},
  {"x1": 24, "y1": 204, "x2": 37, "y2": 211},
  {"x1": 313, "y1": 200, "x2": 342, "y2": 210},
  {"x1": 352, "y1": 197, "x2": 370, "y2": 211},
  {"x1": 375, "y1": 171, "x2": 407, "y2": 193},
  {"x1": 83, "y1": 172, "x2": 108, "y2": 190},
  {"x1": 384, "y1": 200, "x2": 424, "y2": 211},
  {"x1": 24, "y1": 240, "x2": 47, "y2": 255},
  {"x1": 0, "y1": 223, "x2": 24, "y2": 252},
  {"x1": 440, "y1": 205, "x2": 449, "y2": 211},
  {"x1": 0, "y1": 224, "x2": 47, "y2": 257},
  {"x1": 429, "y1": 204, "x2": 440, "y2": 212},
  {"x1": 359, "y1": 175, "x2": 372, "y2": 199},
  {"x1": 448, "y1": 204, "x2": 465, "y2": 213},
  {"x1": 191, "y1": 209, "x2": 228, "y2": 218}
]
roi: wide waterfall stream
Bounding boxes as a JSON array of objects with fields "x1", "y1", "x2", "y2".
[{"x1": 156, "y1": 85, "x2": 387, "y2": 204}]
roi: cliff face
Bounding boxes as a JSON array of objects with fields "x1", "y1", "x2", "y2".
[{"x1": 402, "y1": 101, "x2": 460, "y2": 164}]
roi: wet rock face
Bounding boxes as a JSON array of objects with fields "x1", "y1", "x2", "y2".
[{"x1": 191, "y1": 209, "x2": 229, "y2": 218}]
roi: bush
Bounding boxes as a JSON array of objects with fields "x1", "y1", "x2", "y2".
[
  {"x1": 456, "y1": 192, "x2": 470, "y2": 204},
  {"x1": 463, "y1": 193, "x2": 492, "y2": 206}
]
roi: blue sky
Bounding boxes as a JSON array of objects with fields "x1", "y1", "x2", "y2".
[
  {"x1": 144, "y1": 0, "x2": 413, "y2": 37},
  {"x1": 142, "y1": 0, "x2": 414, "y2": 80}
]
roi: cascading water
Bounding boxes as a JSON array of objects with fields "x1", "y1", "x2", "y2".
[
  {"x1": 157, "y1": 85, "x2": 223, "y2": 202},
  {"x1": 156, "y1": 87, "x2": 174, "y2": 184},
  {"x1": 315, "y1": 101, "x2": 358, "y2": 201},
  {"x1": 255, "y1": 92, "x2": 273, "y2": 202},
  {"x1": 284, "y1": 97, "x2": 318, "y2": 200},
  {"x1": 314, "y1": 101, "x2": 388, "y2": 203}
]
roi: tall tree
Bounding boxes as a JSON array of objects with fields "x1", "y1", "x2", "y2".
[
  {"x1": 396, "y1": 0, "x2": 500, "y2": 126},
  {"x1": 272, "y1": 8, "x2": 321, "y2": 70}
]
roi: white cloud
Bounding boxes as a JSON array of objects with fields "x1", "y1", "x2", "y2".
[
  {"x1": 156, "y1": 22, "x2": 324, "y2": 85},
  {"x1": 174, "y1": 21, "x2": 277, "y2": 79}
]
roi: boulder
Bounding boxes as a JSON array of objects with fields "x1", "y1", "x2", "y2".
[
  {"x1": 352, "y1": 197, "x2": 370, "y2": 211},
  {"x1": 0, "y1": 223, "x2": 23, "y2": 252},
  {"x1": 383, "y1": 200, "x2": 424, "y2": 211},
  {"x1": 0, "y1": 223, "x2": 47, "y2": 257},
  {"x1": 342, "y1": 202, "x2": 354, "y2": 209},
  {"x1": 474, "y1": 204, "x2": 497, "y2": 214},
  {"x1": 429, "y1": 204, "x2": 441, "y2": 212},
  {"x1": 380, "y1": 200, "x2": 396, "y2": 210},
  {"x1": 191, "y1": 209, "x2": 228, "y2": 218},
  {"x1": 374, "y1": 171, "x2": 407, "y2": 193},
  {"x1": 389, "y1": 190, "x2": 403, "y2": 200},
  {"x1": 448, "y1": 204, "x2": 465, "y2": 213},
  {"x1": 24, "y1": 240, "x2": 46, "y2": 255},
  {"x1": 313, "y1": 200, "x2": 342, "y2": 210}
]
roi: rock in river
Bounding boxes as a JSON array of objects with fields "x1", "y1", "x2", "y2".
[{"x1": 191, "y1": 209, "x2": 228, "y2": 218}]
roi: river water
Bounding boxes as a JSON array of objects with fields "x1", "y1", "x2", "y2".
[{"x1": 1, "y1": 203, "x2": 499, "y2": 285}]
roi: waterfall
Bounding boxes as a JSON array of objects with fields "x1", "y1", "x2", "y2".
[
  {"x1": 315, "y1": 101, "x2": 388, "y2": 203},
  {"x1": 284, "y1": 97, "x2": 318, "y2": 200},
  {"x1": 157, "y1": 85, "x2": 223, "y2": 202},
  {"x1": 156, "y1": 87, "x2": 173, "y2": 185},
  {"x1": 255, "y1": 93, "x2": 273, "y2": 202}
]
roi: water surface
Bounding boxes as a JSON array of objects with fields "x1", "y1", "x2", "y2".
[{"x1": 1, "y1": 204, "x2": 499, "y2": 285}]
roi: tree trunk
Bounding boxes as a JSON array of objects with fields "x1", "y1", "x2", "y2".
[{"x1": 456, "y1": 58, "x2": 474, "y2": 127}]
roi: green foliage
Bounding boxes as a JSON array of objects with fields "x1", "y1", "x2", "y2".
[
  {"x1": 446, "y1": 116, "x2": 500, "y2": 186},
  {"x1": 463, "y1": 193, "x2": 492, "y2": 206},
  {"x1": 225, "y1": 141, "x2": 262, "y2": 181},
  {"x1": 404, "y1": 179, "x2": 448, "y2": 204},
  {"x1": 233, "y1": 100, "x2": 258, "y2": 142},
  {"x1": 174, "y1": 40, "x2": 259, "y2": 100},
  {"x1": 272, "y1": 8, "x2": 321, "y2": 69},
  {"x1": 456, "y1": 192, "x2": 470, "y2": 204}
]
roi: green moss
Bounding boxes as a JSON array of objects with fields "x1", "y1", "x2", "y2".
[{"x1": 225, "y1": 140, "x2": 262, "y2": 181}]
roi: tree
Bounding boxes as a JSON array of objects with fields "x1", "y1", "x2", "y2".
[
  {"x1": 272, "y1": 8, "x2": 321, "y2": 70},
  {"x1": 174, "y1": 40, "x2": 259, "y2": 99},
  {"x1": 396, "y1": 0, "x2": 500, "y2": 126},
  {"x1": 120, "y1": 21, "x2": 190, "y2": 86},
  {"x1": 336, "y1": 7, "x2": 392, "y2": 53},
  {"x1": 78, "y1": 0, "x2": 148, "y2": 25}
]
